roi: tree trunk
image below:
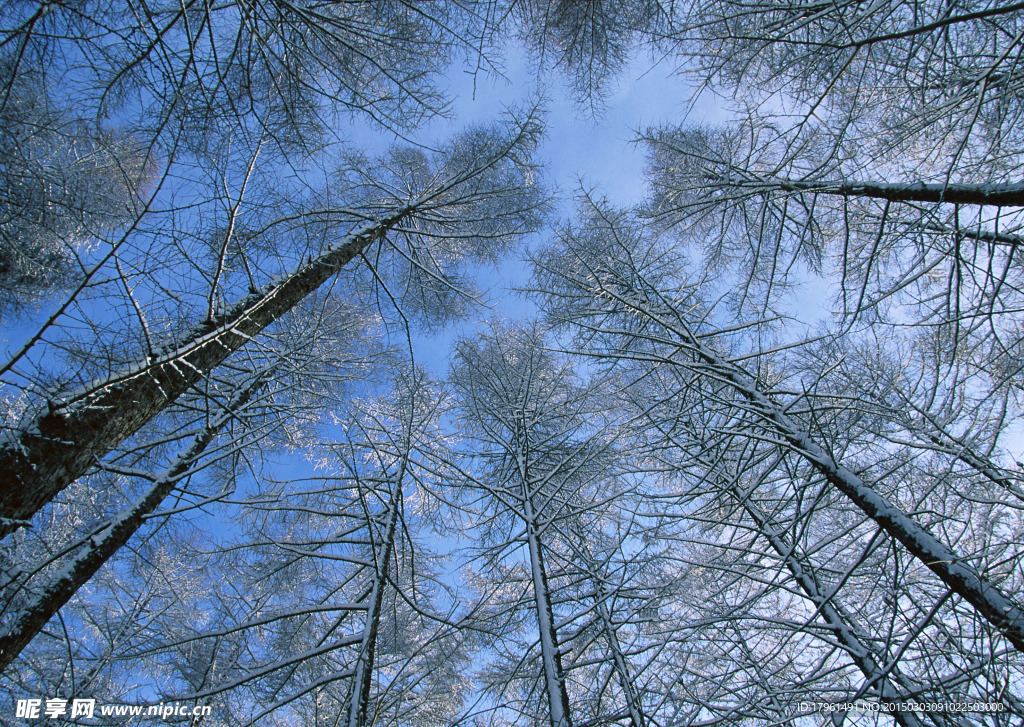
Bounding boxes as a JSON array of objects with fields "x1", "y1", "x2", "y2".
[
  {"x1": 0, "y1": 208, "x2": 409, "y2": 537},
  {"x1": 760, "y1": 179, "x2": 1024, "y2": 207},
  {"x1": 680, "y1": 324, "x2": 1024, "y2": 653},
  {"x1": 345, "y1": 460, "x2": 406, "y2": 727},
  {"x1": 735, "y1": 488, "x2": 926, "y2": 725},
  {"x1": 0, "y1": 376, "x2": 263, "y2": 670},
  {"x1": 645, "y1": 425, "x2": 926, "y2": 722},
  {"x1": 606, "y1": 285, "x2": 1024, "y2": 654},
  {"x1": 594, "y1": 584, "x2": 647, "y2": 727},
  {"x1": 524, "y1": 495, "x2": 574, "y2": 727}
]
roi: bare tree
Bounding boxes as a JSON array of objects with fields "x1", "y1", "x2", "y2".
[
  {"x1": 0, "y1": 57, "x2": 149, "y2": 314},
  {"x1": 550, "y1": 514, "x2": 662, "y2": 727},
  {"x1": 0, "y1": 2, "x2": 486, "y2": 144},
  {"x1": 642, "y1": 0, "x2": 1024, "y2": 416},
  {"x1": 531, "y1": 202, "x2": 1024, "y2": 668},
  {"x1": 2, "y1": 360, "x2": 471, "y2": 725},
  {"x1": 674, "y1": 0, "x2": 1024, "y2": 171},
  {"x1": 450, "y1": 324, "x2": 585, "y2": 727},
  {"x1": 0, "y1": 369, "x2": 266, "y2": 671},
  {"x1": 509, "y1": 0, "x2": 679, "y2": 110},
  {"x1": 448, "y1": 322, "x2": 670, "y2": 727},
  {"x1": 0, "y1": 112, "x2": 546, "y2": 537},
  {"x1": 641, "y1": 120, "x2": 1024, "y2": 342},
  {"x1": 624, "y1": 382, "x2": 941, "y2": 725},
  {"x1": 0, "y1": 288, "x2": 379, "y2": 668}
]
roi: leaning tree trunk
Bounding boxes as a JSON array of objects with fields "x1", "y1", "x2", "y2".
[
  {"x1": 601, "y1": 283, "x2": 1024, "y2": 654},
  {"x1": 0, "y1": 208, "x2": 410, "y2": 537},
  {"x1": 729, "y1": 483, "x2": 926, "y2": 724},
  {"x1": 757, "y1": 179, "x2": 1024, "y2": 207},
  {"x1": 746, "y1": 504, "x2": 925, "y2": 722},
  {"x1": 0, "y1": 375, "x2": 264, "y2": 670},
  {"x1": 662, "y1": 434, "x2": 929, "y2": 723}
]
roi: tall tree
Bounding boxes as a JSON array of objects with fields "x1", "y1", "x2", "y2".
[
  {"x1": 531, "y1": 203, "x2": 1024, "y2": 669},
  {"x1": 450, "y1": 327, "x2": 651, "y2": 727},
  {"x1": 0, "y1": 291, "x2": 379, "y2": 672},
  {"x1": 622, "y1": 376, "x2": 937, "y2": 725},
  {"x1": 2, "y1": 361, "x2": 470, "y2": 725},
  {"x1": 449, "y1": 323, "x2": 667, "y2": 727},
  {"x1": 510, "y1": 0, "x2": 679, "y2": 109},
  {"x1": 0, "y1": 113, "x2": 545, "y2": 536},
  {"x1": 641, "y1": 120, "x2": 1024, "y2": 341},
  {"x1": 550, "y1": 514, "x2": 660, "y2": 727},
  {"x1": 451, "y1": 324, "x2": 584, "y2": 727}
]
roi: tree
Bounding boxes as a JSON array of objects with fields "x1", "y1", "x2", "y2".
[
  {"x1": 0, "y1": 112, "x2": 546, "y2": 537},
  {"x1": 0, "y1": 57, "x2": 149, "y2": 314},
  {"x1": 530, "y1": 203, "x2": 1024, "y2": 693},
  {"x1": 450, "y1": 323, "x2": 658, "y2": 727},
  {"x1": 1, "y1": 360, "x2": 471, "y2": 726},
  {"x1": 333, "y1": 368, "x2": 468, "y2": 727},
  {"x1": 0, "y1": 0, "x2": 545, "y2": 714},
  {"x1": 619, "y1": 3, "x2": 1024, "y2": 709},
  {"x1": 643, "y1": 0, "x2": 1024, "y2": 412},
  {"x1": 0, "y1": 289, "x2": 376, "y2": 670},
  {"x1": 641, "y1": 120, "x2": 1024, "y2": 345},
  {"x1": 615, "y1": 2, "x2": 1024, "y2": 705},
  {"x1": 450, "y1": 324, "x2": 583, "y2": 727},
  {"x1": 447, "y1": 322, "x2": 682, "y2": 727},
  {"x1": 621, "y1": 378, "x2": 934, "y2": 726},
  {"x1": 0, "y1": 2, "x2": 484, "y2": 144},
  {"x1": 510, "y1": 0, "x2": 679, "y2": 109},
  {"x1": 0, "y1": 0, "x2": 499, "y2": 409},
  {"x1": 0, "y1": 368, "x2": 266, "y2": 671},
  {"x1": 548, "y1": 515, "x2": 660, "y2": 727},
  {"x1": 0, "y1": 0, "x2": 573, "y2": 535}
]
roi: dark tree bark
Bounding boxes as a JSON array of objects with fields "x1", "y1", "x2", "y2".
[
  {"x1": 748, "y1": 179, "x2": 1024, "y2": 207},
  {"x1": 0, "y1": 375, "x2": 264, "y2": 670},
  {"x1": 0, "y1": 210, "x2": 407, "y2": 536}
]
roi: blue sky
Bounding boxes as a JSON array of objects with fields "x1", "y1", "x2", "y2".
[{"x1": 370, "y1": 44, "x2": 736, "y2": 375}]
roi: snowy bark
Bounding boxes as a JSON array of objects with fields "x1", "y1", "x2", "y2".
[
  {"x1": 914, "y1": 221, "x2": 1024, "y2": 249},
  {"x1": 735, "y1": 491, "x2": 926, "y2": 725},
  {"x1": 586, "y1": 274, "x2": 1024, "y2": 654},
  {"x1": 0, "y1": 208, "x2": 410, "y2": 537},
  {"x1": 593, "y1": 584, "x2": 646, "y2": 727},
  {"x1": 655, "y1": 312, "x2": 1024, "y2": 654},
  {"x1": 524, "y1": 493, "x2": 574, "y2": 727},
  {"x1": 664, "y1": 433, "x2": 929, "y2": 719},
  {"x1": 344, "y1": 474, "x2": 403, "y2": 727},
  {"x1": 0, "y1": 377, "x2": 263, "y2": 670}
]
